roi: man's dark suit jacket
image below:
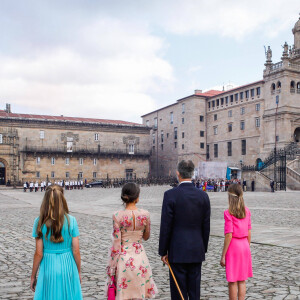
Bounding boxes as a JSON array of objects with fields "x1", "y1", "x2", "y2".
[{"x1": 159, "y1": 182, "x2": 211, "y2": 263}]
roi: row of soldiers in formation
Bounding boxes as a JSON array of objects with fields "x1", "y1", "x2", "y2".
[{"x1": 23, "y1": 180, "x2": 84, "y2": 192}]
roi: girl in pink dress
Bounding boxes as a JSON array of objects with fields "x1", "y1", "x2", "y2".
[
  {"x1": 106, "y1": 183, "x2": 158, "y2": 300},
  {"x1": 220, "y1": 184, "x2": 253, "y2": 300}
]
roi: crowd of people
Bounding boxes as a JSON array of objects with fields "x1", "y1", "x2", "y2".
[
  {"x1": 191, "y1": 178, "x2": 247, "y2": 192},
  {"x1": 23, "y1": 180, "x2": 84, "y2": 192}
]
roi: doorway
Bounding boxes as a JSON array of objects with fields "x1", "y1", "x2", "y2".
[
  {"x1": 294, "y1": 127, "x2": 300, "y2": 143},
  {"x1": 0, "y1": 162, "x2": 5, "y2": 185}
]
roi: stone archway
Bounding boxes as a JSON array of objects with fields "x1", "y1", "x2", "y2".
[
  {"x1": 294, "y1": 127, "x2": 300, "y2": 143},
  {"x1": 0, "y1": 159, "x2": 7, "y2": 185},
  {"x1": 256, "y1": 158, "x2": 263, "y2": 170}
]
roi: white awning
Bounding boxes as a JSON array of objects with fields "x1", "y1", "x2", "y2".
[{"x1": 228, "y1": 167, "x2": 240, "y2": 170}]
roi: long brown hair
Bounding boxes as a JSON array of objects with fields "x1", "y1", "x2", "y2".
[
  {"x1": 228, "y1": 184, "x2": 246, "y2": 219},
  {"x1": 36, "y1": 185, "x2": 69, "y2": 243}
]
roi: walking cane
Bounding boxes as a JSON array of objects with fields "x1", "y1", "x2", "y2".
[{"x1": 165, "y1": 258, "x2": 184, "y2": 300}]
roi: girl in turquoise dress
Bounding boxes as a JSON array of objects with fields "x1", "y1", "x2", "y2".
[{"x1": 30, "y1": 185, "x2": 83, "y2": 300}]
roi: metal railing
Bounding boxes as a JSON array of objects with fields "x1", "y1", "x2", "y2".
[{"x1": 21, "y1": 145, "x2": 151, "y2": 157}]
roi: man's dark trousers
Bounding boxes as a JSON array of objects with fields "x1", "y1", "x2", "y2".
[{"x1": 170, "y1": 262, "x2": 202, "y2": 300}]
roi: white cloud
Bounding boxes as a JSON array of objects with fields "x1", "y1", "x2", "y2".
[
  {"x1": 0, "y1": 17, "x2": 174, "y2": 122},
  {"x1": 151, "y1": 0, "x2": 299, "y2": 40}
]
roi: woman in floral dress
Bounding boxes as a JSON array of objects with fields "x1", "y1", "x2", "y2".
[{"x1": 107, "y1": 183, "x2": 158, "y2": 299}]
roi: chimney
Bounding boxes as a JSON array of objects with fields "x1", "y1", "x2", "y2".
[
  {"x1": 195, "y1": 89, "x2": 203, "y2": 94},
  {"x1": 5, "y1": 103, "x2": 11, "y2": 113}
]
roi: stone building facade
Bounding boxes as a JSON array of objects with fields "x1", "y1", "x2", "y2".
[
  {"x1": 0, "y1": 107, "x2": 150, "y2": 185},
  {"x1": 142, "y1": 17, "x2": 300, "y2": 179}
]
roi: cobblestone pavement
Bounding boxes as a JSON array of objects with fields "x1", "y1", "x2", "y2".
[{"x1": 0, "y1": 187, "x2": 300, "y2": 299}]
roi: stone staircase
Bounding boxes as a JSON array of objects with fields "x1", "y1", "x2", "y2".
[{"x1": 286, "y1": 158, "x2": 300, "y2": 190}]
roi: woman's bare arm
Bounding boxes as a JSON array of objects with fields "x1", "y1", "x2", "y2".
[
  {"x1": 248, "y1": 230, "x2": 251, "y2": 245},
  {"x1": 72, "y1": 237, "x2": 81, "y2": 282},
  {"x1": 220, "y1": 233, "x2": 232, "y2": 267},
  {"x1": 30, "y1": 238, "x2": 43, "y2": 291}
]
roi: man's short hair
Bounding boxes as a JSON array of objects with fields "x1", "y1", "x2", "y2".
[{"x1": 177, "y1": 160, "x2": 195, "y2": 179}]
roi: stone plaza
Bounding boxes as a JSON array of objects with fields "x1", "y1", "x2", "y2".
[{"x1": 0, "y1": 186, "x2": 300, "y2": 299}]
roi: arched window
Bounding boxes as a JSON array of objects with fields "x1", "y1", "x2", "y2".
[
  {"x1": 277, "y1": 81, "x2": 281, "y2": 89},
  {"x1": 271, "y1": 83, "x2": 276, "y2": 94},
  {"x1": 291, "y1": 81, "x2": 295, "y2": 93}
]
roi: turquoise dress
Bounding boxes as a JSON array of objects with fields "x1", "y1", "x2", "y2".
[{"x1": 32, "y1": 215, "x2": 83, "y2": 300}]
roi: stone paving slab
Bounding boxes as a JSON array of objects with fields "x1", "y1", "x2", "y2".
[{"x1": 0, "y1": 187, "x2": 300, "y2": 299}]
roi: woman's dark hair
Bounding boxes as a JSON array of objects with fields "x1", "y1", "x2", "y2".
[{"x1": 121, "y1": 182, "x2": 140, "y2": 204}]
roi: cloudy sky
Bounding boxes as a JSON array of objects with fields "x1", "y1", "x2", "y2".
[{"x1": 0, "y1": 0, "x2": 299, "y2": 123}]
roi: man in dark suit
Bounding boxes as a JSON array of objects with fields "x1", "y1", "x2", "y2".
[{"x1": 159, "y1": 160, "x2": 211, "y2": 300}]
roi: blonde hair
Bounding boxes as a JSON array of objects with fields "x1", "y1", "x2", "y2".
[
  {"x1": 227, "y1": 184, "x2": 246, "y2": 219},
  {"x1": 36, "y1": 185, "x2": 69, "y2": 243}
]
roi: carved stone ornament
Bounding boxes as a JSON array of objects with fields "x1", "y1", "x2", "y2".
[
  {"x1": 61, "y1": 132, "x2": 79, "y2": 142},
  {"x1": 123, "y1": 135, "x2": 140, "y2": 145}
]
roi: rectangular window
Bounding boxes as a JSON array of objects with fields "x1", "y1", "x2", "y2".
[
  {"x1": 256, "y1": 103, "x2": 260, "y2": 111},
  {"x1": 174, "y1": 127, "x2": 178, "y2": 140},
  {"x1": 170, "y1": 112, "x2": 173, "y2": 124},
  {"x1": 182, "y1": 144, "x2": 184, "y2": 149},
  {"x1": 182, "y1": 117, "x2": 184, "y2": 124},
  {"x1": 174, "y1": 142, "x2": 177, "y2": 148},
  {"x1": 182, "y1": 103, "x2": 185, "y2": 113},
  {"x1": 167, "y1": 133, "x2": 169, "y2": 138},
  {"x1": 200, "y1": 142, "x2": 205, "y2": 149},
  {"x1": 200, "y1": 115, "x2": 204, "y2": 122},
  {"x1": 93, "y1": 158, "x2": 97, "y2": 165},
  {"x1": 146, "y1": 120, "x2": 150, "y2": 127},
  {"x1": 256, "y1": 87, "x2": 261, "y2": 96},
  {"x1": 200, "y1": 131, "x2": 204, "y2": 137},
  {"x1": 255, "y1": 118, "x2": 260, "y2": 127},
  {"x1": 152, "y1": 133, "x2": 155, "y2": 144},
  {"x1": 65, "y1": 157, "x2": 70, "y2": 165},
  {"x1": 216, "y1": 99, "x2": 219, "y2": 107},
  {"x1": 94, "y1": 133, "x2": 99, "y2": 141},
  {"x1": 36, "y1": 171, "x2": 40, "y2": 178},
  {"x1": 240, "y1": 92, "x2": 244, "y2": 99},
  {"x1": 51, "y1": 171, "x2": 55, "y2": 178},
  {"x1": 129, "y1": 144, "x2": 134, "y2": 154},
  {"x1": 276, "y1": 135, "x2": 279, "y2": 142},
  {"x1": 213, "y1": 126, "x2": 218, "y2": 135},
  {"x1": 235, "y1": 93, "x2": 239, "y2": 101},
  {"x1": 221, "y1": 98, "x2": 224, "y2": 106},
  {"x1": 93, "y1": 172, "x2": 97, "y2": 178},
  {"x1": 66, "y1": 172, "x2": 70, "y2": 178},
  {"x1": 79, "y1": 172, "x2": 83, "y2": 179},
  {"x1": 36, "y1": 157, "x2": 41, "y2": 165},
  {"x1": 79, "y1": 158, "x2": 83, "y2": 165},
  {"x1": 154, "y1": 117, "x2": 158, "y2": 128},
  {"x1": 51, "y1": 157, "x2": 55, "y2": 165},
  {"x1": 251, "y1": 89, "x2": 255, "y2": 97},
  {"x1": 161, "y1": 144, "x2": 164, "y2": 150},
  {"x1": 214, "y1": 144, "x2": 218, "y2": 158},
  {"x1": 182, "y1": 132, "x2": 185, "y2": 138},
  {"x1": 161, "y1": 131, "x2": 164, "y2": 143},
  {"x1": 245, "y1": 90, "x2": 249, "y2": 98},
  {"x1": 230, "y1": 95, "x2": 233, "y2": 103},
  {"x1": 212, "y1": 100, "x2": 215, "y2": 108},
  {"x1": 40, "y1": 130, "x2": 44, "y2": 139},
  {"x1": 225, "y1": 96, "x2": 229, "y2": 105},
  {"x1": 0, "y1": 134, "x2": 2, "y2": 144},
  {"x1": 227, "y1": 142, "x2": 232, "y2": 156},
  {"x1": 240, "y1": 107, "x2": 245, "y2": 115},
  {"x1": 241, "y1": 139, "x2": 246, "y2": 155},
  {"x1": 228, "y1": 123, "x2": 233, "y2": 132},
  {"x1": 206, "y1": 145, "x2": 210, "y2": 159},
  {"x1": 228, "y1": 110, "x2": 232, "y2": 117},
  {"x1": 240, "y1": 121, "x2": 245, "y2": 130},
  {"x1": 208, "y1": 102, "x2": 211, "y2": 109},
  {"x1": 214, "y1": 114, "x2": 217, "y2": 121}
]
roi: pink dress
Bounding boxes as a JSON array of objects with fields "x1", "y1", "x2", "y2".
[
  {"x1": 107, "y1": 209, "x2": 158, "y2": 299},
  {"x1": 224, "y1": 207, "x2": 253, "y2": 282}
]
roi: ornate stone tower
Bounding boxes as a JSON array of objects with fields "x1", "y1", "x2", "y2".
[{"x1": 262, "y1": 16, "x2": 300, "y2": 153}]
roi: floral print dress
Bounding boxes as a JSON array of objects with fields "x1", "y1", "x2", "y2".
[{"x1": 107, "y1": 209, "x2": 158, "y2": 299}]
